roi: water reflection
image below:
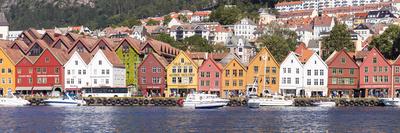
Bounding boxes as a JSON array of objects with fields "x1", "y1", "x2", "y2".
[{"x1": 0, "y1": 106, "x2": 399, "y2": 132}]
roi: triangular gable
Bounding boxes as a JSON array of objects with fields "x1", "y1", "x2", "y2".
[
  {"x1": 33, "y1": 48, "x2": 63, "y2": 65},
  {"x1": 52, "y1": 38, "x2": 70, "y2": 50},
  {"x1": 138, "y1": 52, "x2": 167, "y2": 70},
  {"x1": 16, "y1": 56, "x2": 35, "y2": 66},
  {"x1": 326, "y1": 49, "x2": 358, "y2": 68},
  {"x1": 141, "y1": 41, "x2": 160, "y2": 55},
  {"x1": 223, "y1": 57, "x2": 247, "y2": 72},
  {"x1": 280, "y1": 51, "x2": 303, "y2": 67},
  {"x1": 26, "y1": 40, "x2": 48, "y2": 56},
  {"x1": 0, "y1": 47, "x2": 21, "y2": 65},
  {"x1": 200, "y1": 58, "x2": 223, "y2": 72},
  {"x1": 41, "y1": 32, "x2": 56, "y2": 45},
  {"x1": 361, "y1": 47, "x2": 391, "y2": 67},
  {"x1": 64, "y1": 51, "x2": 89, "y2": 67},
  {"x1": 248, "y1": 47, "x2": 280, "y2": 67},
  {"x1": 166, "y1": 51, "x2": 198, "y2": 70},
  {"x1": 91, "y1": 38, "x2": 114, "y2": 52},
  {"x1": 115, "y1": 38, "x2": 140, "y2": 54},
  {"x1": 304, "y1": 52, "x2": 328, "y2": 68},
  {"x1": 68, "y1": 39, "x2": 92, "y2": 54}
]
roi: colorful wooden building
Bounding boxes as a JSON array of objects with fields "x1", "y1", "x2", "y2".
[
  {"x1": 279, "y1": 52, "x2": 304, "y2": 96},
  {"x1": 166, "y1": 51, "x2": 198, "y2": 97},
  {"x1": 303, "y1": 52, "x2": 328, "y2": 97},
  {"x1": 198, "y1": 57, "x2": 223, "y2": 95},
  {"x1": 246, "y1": 48, "x2": 280, "y2": 96},
  {"x1": 0, "y1": 44, "x2": 23, "y2": 96},
  {"x1": 359, "y1": 48, "x2": 392, "y2": 98},
  {"x1": 393, "y1": 55, "x2": 400, "y2": 97},
  {"x1": 326, "y1": 50, "x2": 360, "y2": 97},
  {"x1": 115, "y1": 38, "x2": 141, "y2": 93},
  {"x1": 138, "y1": 52, "x2": 168, "y2": 97},
  {"x1": 221, "y1": 53, "x2": 247, "y2": 98}
]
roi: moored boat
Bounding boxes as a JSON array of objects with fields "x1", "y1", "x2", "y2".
[
  {"x1": 43, "y1": 93, "x2": 86, "y2": 107},
  {"x1": 247, "y1": 95, "x2": 293, "y2": 106},
  {"x1": 0, "y1": 95, "x2": 30, "y2": 106},
  {"x1": 312, "y1": 101, "x2": 336, "y2": 107},
  {"x1": 380, "y1": 98, "x2": 400, "y2": 107},
  {"x1": 183, "y1": 93, "x2": 229, "y2": 109}
]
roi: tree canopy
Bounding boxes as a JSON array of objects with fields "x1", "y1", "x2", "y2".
[
  {"x1": 210, "y1": 5, "x2": 243, "y2": 25},
  {"x1": 369, "y1": 25, "x2": 400, "y2": 60},
  {"x1": 258, "y1": 25, "x2": 298, "y2": 63},
  {"x1": 321, "y1": 23, "x2": 354, "y2": 60}
]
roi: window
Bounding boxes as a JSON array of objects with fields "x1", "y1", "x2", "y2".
[
  {"x1": 233, "y1": 70, "x2": 237, "y2": 77},
  {"x1": 200, "y1": 80, "x2": 204, "y2": 86},
  {"x1": 314, "y1": 70, "x2": 318, "y2": 76},
  {"x1": 94, "y1": 79, "x2": 97, "y2": 84},
  {"x1": 180, "y1": 58, "x2": 184, "y2": 63},
  {"x1": 332, "y1": 68, "x2": 336, "y2": 74},
  {"x1": 78, "y1": 70, "x2": 82, "y2": 75},
  {"x1": 55, "y1": 68, "x2": 59, "y2": 74},
  {"x1": 283, "y1": 77, "x2": 286, "y2": 84},
  {"x1": 239, "y1": 70, "x2": 243, "y2": 77},
  {"x1": 225, "y1": 80, "x2": 229, "y2": 86},
  {"x1": 157, "y1": 68, "x2": 161, "y2": 73},
  {"x1": 37, "y1": 78, "x2": 42, "y2": 84},
  {"x1": 319, "y1": 79, "x2": 324, "y2": 85},
  {"x1": 341, "y1": 57, "x2": 346, "y2": 64},
  {"x1": 384, "y1": 66, "x2": 388, "y2": 72},
  {"x1": 254, "y1": 66, "x2": 259, "y2": 73},
  {"x1": 1, "y1": 68, "x2": 5, "y2": 74},
  {"x1": 1, "y1": 78, "x2": 5, "y2": 84},
  {"x1": 99, "y1": 60, "x2": 102, "y2": 65},
  {"x1": 29, "y1": 68, "x2": 33, "y2": 74},
  {"x1": 0, "y1": 59, "x2": 2, "y2": 64},
  {"x1": 384, "y1": 76, "x2": 389, "y2": 82},
  {"x1": 396, "y1": 76, "x2": 400, "y2": 83},
  {"x1": 272, "y1": 77, "x2": 276, "y2": 84},
  {"x1": 215, "y1": 72, "x2": 220, "y2": 78},
  {"x1": 288, "y1": 68, "x2": 291, "y2": 74},
  {"x1": 379, "y1": 67, "x2": 382, "y2": 72},
  {"x1": 7, "y1": 68, "x2": 11, "y2": 74},
  {"x1": 102, "y1": 70, "x2": 105, "y2": 75},
  {"x1": 373, "y1": 66, "x2": 377, "y2": 72},
  {"x1": 177, "y1": 66, "x2": 182, "y2": 73},
  {"x1": 265, "y1": 67, "x2": 270, "y2": 73},
  {"x1": 188, "y1": 66, "x2": 193, "y2": 73},
  {"x1": 396, "y1": 66, "x2": 400, "y2": 73},
  {"x1": 43, "y1": 78, "x2": 47, "y2": 84},
  {"x1": 205, "y1": 80, "x2": 210, "y2": 86},
  {"x1": 45, "y1": 57, "x2": 50, "y2": 63},
  {"x1": 225, "y1": 70, "x2": 230, "y2": 77},
  {"x1": 338, "y1": 69, "x2": 343, "y2": 74},
  {"x1": 350, "y1": 68, "x2": 354, "y2": 75},
  {"x1": 372, "y1": 57, "x2": 377, "y2": 64},
  {"x1": 55, "y1": 77, "x2": 59, "y2": 84},
  {"x1": 239, "y1": 80, "x2": 243, "y2": 86},
  {"x1": 296, "y1": 68, "x2": 299, "y2": 74},
  {"x1": 287, "y1": 77, "x2": 291, "y2": 84},
  {"x1": 42, "y1": 68, "x2": 47, "y2": 74},
  {"x1": 307, "y1": 79, "x2": 311, "y2": 85},
  {"x1": 307, "y1": 70, "x2": 311, "y2": 76},
  {"x1": 314, "y1": 79, "x2": 318, "y2": 85},
  {"x1": 201, "y1": 72, "x2": 205, "y2": 77},
  {"x1": 205, "y1": 72, "x2": 210, "y2": 77},
  {"x1": 365, "y1": 67, "x2": 368, "y2": 73},
  {"x1": 320, "y1": 70, "x2": 324, "y2": 76},
  {"x1": 36, "y1": 68, "x2": 41, "y2": 73},
  {"x1": 141, "y1": 67, "x2": 146, "y2": 73},
  {"x1": 17, "y1": 78, "x2": 21, "y2": 84},
  {"x1": 106, "y1": 69, "x2": 110, "y2": 74},
  {"x1": 283, "y1": 68, "x2": 286, "y2": 73},
  {"x1": 215, "y1": 80, "x2": 219, "y2": 86},
  {"x1": 332, "y1": 78, "x2": 337, "y2": 84},
  {"x1": 75, "y1": 60, "x2": 78, "y2": 65},
  {"x1": 29, "y1": 78, "x2": 32, "y2": 84},
  {"x1": 272, "y1": 67, "x2": 276, "y2": 73},
  {"x1": 77, "y1": 78, "x2": 81, "y2": 84},
  {"x1": 295, "y1": 78, "x2": 299, "y2": 84},
  {"x1": 178, "y1": 77, "x2": 182, "y2": 83},
  {"x1": 17, "y1": 68, "x2": 21, "y2": 74},
  {"x1": 67, "y1": 78, "x2": 70, "y2": 84},
  {"x1": 83, "y1": 70, "x2": 86, "y2": 75},
  {"x1": 172, "y1": 77, "x2": 176, "y2": 83}
]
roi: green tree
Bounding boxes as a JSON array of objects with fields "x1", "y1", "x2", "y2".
[
  {"x1": 321, "y1": 23, "x2": 354, "y2": 60},
  {"x1": 163, "y1": 15, "x2": 172, "y2": 26},
  {"x1": 258, "y1": 26, "x2": 298, "y2": 63},
  {"x1": 369, "y1": 25, "x2": 400, "y2": 59},
  {"x1": 178, "y1": 14, "x2": 188, "y2": 23},
  {"x1": 154, "y1": 33, "x2": 176, "y2": 44},
  {"x1": 146, "y1": 19, "x2": 160, "y2": 26},
  {"x1": 118, "y1": 17, "x2": 141, "y2": 27},
  {"x1": 182, "y1": 35, "x2": 214, "y2": 52},
  {"x1": 210, "y1": 5, "x2": 243, "y2": 25}
]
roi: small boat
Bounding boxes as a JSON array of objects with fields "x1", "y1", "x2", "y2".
[
  {"x1": 380, "y1": 98, "x2": 400, "y2": 107},
  {"x1": 247, "y1": 98, "x2": 260, "y2": 108},
  {"x1": 43, "y1": 93, "x2": 86, "y2": 107},
  {"x1": 0, "y1": 95, "x2": 30, "y2": 106},
  {"x1": 248, "y1": 95, "x2": 293, "y2": 106},
  {"x1": 194, "y1": 102, "x2": 226, "y2": 109},
  {"x1": 183, "y1": 93, "x2": 229, "y2": 109},
  {"x1": 312, "y1": 101, "x2": 336, "y2": 107}
]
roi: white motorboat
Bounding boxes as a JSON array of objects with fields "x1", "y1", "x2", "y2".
[
  {"x1": 312, "y1": 101, "x2": 336, "y2": 107},
  {"x1": 248, "y1": 95, "x2": 293, "y2": 106},
  {"x1": 43, "y1": 93, "x2": 86, "y2": 106},
  {"x1": 0, "y1": 95, "x2": 30, "y2": 106},
  {"x1": 380, "y1": 98, "x2": 400, "y2": 107},
  {"x1": 183, "y1": 93, "x2": 229, "y2": 109}
]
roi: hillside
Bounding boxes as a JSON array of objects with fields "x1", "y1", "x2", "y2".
[{"x1": 0, "y1": 0, "x2": 275, "y2": 30}]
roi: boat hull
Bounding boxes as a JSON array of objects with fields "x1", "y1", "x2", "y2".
[
  {"x1": 195, "y1": 103, "x2": 226, "y2": 109},
  {"x1": 312, "y1": 102, "x2": 336, "y2": 107},
  {"x1": 0, "y1": 98, "x2": 30, "y2": 107},
  {"x1": 247, "y1": 101, "x2": 260, "y2": 108}
]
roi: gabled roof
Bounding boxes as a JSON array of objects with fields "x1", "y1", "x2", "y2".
[
  {"x1": 326, "y1": 49, "x2": 358, "y2": 68},
  {"x1": 235, "y1": 18, "x2": 256, "y2": 25},
  {"x1": 297, "y1": 49, "x2": 314, "y2": 63},
  {"x1": 51, "y1": 36, "x2": 73, "y2": 49},
  {"x1": 25, "y1": 40, "x2": 49, "y2": 54},
  {"x1": 223, "y1": 57, "x2": 247, "y2": 72},
  {"x1": 166, "y1": 51, "x2": 198, "y2": 69},
  {"x1": 360, "y1": 47, "x2": 391, "y2": 66},
  {"x1": 91, "y1": 37, "x2": 122, "y2": 52},
  {"x1": 325, "y1": 51, "x2": 337, "y2": 65},
  {"x1": 0, "y1": 41, "x2": 24, "y2": 65},
  {"x1": 10, "y1": 40, "x2": 29, "y2": 53},
  {"x1": 77, "y1": 52, "x2": 93, "y2": 65},
  {"x1": 280, "y1": 51, "x2": 303, "y2": 67},
  {"x1": 115, "y1": 37, "x2": 141, "y2": 53},
  {"x1": 304, "y1": 52, "x2": 328, "y2": 68},
  {"x1": 313, "y1": 16, "x2": 333, "y2": 27},
  {"x1": 65, "y1": 32, "x2": 83, "y2": 42},
  {"x1": 67, "y1": 37, "x2": 97, "y2": 53},
  {"x1": 248, "y1": 47, "x2": 279, "y2": 67},
  {"x1": 100, "y1": 50, "x2": 125, "y2": 68},
  {"x1": 142, "y1": 39, "x2": 178, "y2": 56},
  {"x1": 219, "y1": 52, "x2": 243, "y2": 67},
  {"x1": 200, "y1": 57, "x2": 223, "y2": 71}
]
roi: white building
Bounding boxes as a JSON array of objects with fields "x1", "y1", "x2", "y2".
[
  {"x1": 303, "y1": 52, "x2": 328, "y2": 97},
  {"x1": 169, "y1": 24, "x2": 209, "y2": 41},
  {"x1": 167, "y1": 18, "x2": 183, "y2": 28},
  {"x1": 131, "y1": 26, "x2": 147, "y2": 42},
  {"x1": 7, "y1": 31, "x2": 22, "y2": 41},
  {"x1": 0, "y1": 13, "x2": 9, "y2": 40},
  {"x1": 275, "y1": 0, "x2": 381, "y2": 12},
  {"x1": 313, "y1": 16, "x2": 335, "y2": 39},
  {"x1": 366, "y1": 9, "x2": 397, "y2": 24},
  {"x1": 191, "y1": 11, "x2": 211, "y2": 22},
  {"x1": 258, "y1": 8, "x2": 276, "y2": 25},
  {"x1": 213, "y1": 25, "x2": 232, "y2": 44},
  {"x1": 64, "y1": 51, "x2": 90, "y2": 91},
  {"x1": 279, "y1": 52, "x2": 304, "y2": 96},
  {"x1": 88, "y1": 50, "x2": 126, "y2": 87},
  {"x1": 233, "y1": 18, "x2": 257, "y2": 40},
  {"x1": 226, "y1": 36, "x2": 256, "y2": 64},
  {"x1": 295, "y1": 25, "x2": 314, "y2": 45}
]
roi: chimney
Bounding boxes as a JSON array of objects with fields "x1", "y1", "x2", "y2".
[{"x1": 205, "y1": 52, "x2": 208, "y2": 59}]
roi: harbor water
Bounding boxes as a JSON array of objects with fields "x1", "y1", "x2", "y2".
[{"x1": 0, "y1": 106, "x2": 400, "y2": 132}]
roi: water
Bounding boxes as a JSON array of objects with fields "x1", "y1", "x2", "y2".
[{"x1": 0, "y1": 106, "x2": 399, "y2": 133}]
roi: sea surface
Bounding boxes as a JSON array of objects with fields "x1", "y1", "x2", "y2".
[{"x1": 0, "y1": 106, "x2": 399, "y2": 133}]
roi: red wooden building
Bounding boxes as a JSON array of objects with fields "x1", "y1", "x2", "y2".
[
  {"x1": 138, "y1": 52, "x2": 168, "y2": 97},
  {"x1": 16, "y1": 48, "x2": 69, "y2": 95},
  {"x1": 392, "y1": 55, "x2": 400, "y2": 97},
  {"x1": 326, "y1": 50, "x2": 360, "y2": 97},
  {"x1": 198, "y1": 57, "x2": 223, "y2": 95},
  {"x1": 359, "y1": 48, "x2": 392, "y2": 98}
]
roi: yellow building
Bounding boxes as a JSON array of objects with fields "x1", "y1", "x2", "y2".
[
  {"x1": 0, "y1": 46, "x2": 23, "y2": 96},
  {"x1": 166, "y1": 51, "x2": 198, "y2": 97},
  {"x1": 221, "y1": 55, "x2": 247, "y2": 98},
  {"x1": 246, "y1": 48, "x2": 280, "y2": 96}
]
